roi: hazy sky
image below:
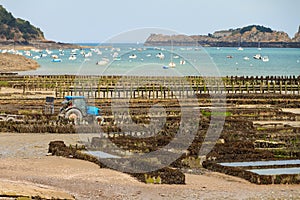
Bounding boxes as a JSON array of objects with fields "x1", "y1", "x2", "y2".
[{"x1": 1, "y1": 0, "x2": 299, "y2": 43}]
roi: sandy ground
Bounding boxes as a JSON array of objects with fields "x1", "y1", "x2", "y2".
[
  {"x1": 0, "y1": 133, "x2": 300, "y2": 200},
  {"x1": 0, "y1": 53, "x2": 39, "y2": 72}
]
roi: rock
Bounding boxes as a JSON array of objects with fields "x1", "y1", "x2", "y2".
[
  {"x1": 292, "y1": 25, "x2": 300, "y2": 42},
  {"x1": 145, "y1": 25, "x2": 300, "y2": 47}
]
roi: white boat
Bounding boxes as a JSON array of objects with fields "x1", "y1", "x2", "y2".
[
  {"x1": 129, "y1": 54, "x2": 137, "y2": 59},
  {"x1": 146, "y1": 54, "x2": 152, "y2": 57},
  {"x1": 237, "y1": 47, "x2": 244, "y2": 51},
  {"x1": 24, "y1": 51, "x2": 32, "y2": 57},
  {"x1": 156, "y1": 52, "x2": 165, "y2": 60},
  {"x1": 83, "y1": 52, "x2": 92, "y2": 58},
  {"x1": 173, "y1": 55, "x2": 179, "y2": 59},
  {"x1": 253, "y1": 54, "x2": 262, "y2": 60},
  {"x1": 112, "y1": 52, "x2": 119, "y2": 58},
  {"x1": 69, "y1": 55, "x2": 77, "y2": 60},
  {"x1": 262, "y1": 56, "x2": 269, "y2": 62},
  {"x1": 180, "y1": 60, "x2": 186, "y2": 65},
  {"x1": 71, "y1": 49, "x2": 79, "y2": 53},
  {"x1": 243, "y1": 56, "x2": 250, "y2": 61},
  {"x1": 169, "y1": 62, "x2": 176, "y2": 68},
  {"x1": 95, "y1": 49, "x2": 102, "y2": 55},
  {"x1": 96, "y1": 59, "x2": 109, "y2": 66},
  {"x1": 46, "y1": 49, "x2": 52, "y2": 55}
]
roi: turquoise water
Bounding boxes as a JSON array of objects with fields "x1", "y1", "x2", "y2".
[{"x1": 14, "y1": 44, "x2": 300, "y2": 76}]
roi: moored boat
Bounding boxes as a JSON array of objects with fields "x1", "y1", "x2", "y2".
[
  {"x1": 52, "y1": 58, "x2": 62, "y2": 62},
  {"x1": 262, "y1": 56, "x2": 269, "y2": 62},
  {"x1": 253, "y1": 54, "x2": 262, "y2": 60}
]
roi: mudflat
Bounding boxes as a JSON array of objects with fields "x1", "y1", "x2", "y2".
[
  {"x1": 0, "y1": 133, "x2": 299, "y2": 200},
  {"x1": 0, "y1": 53, "x2": 39, "y2": 72}
]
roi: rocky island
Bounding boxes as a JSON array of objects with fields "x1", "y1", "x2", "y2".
[{"x1": 145, "y1": 25, "x2": 300, "y2": 47}]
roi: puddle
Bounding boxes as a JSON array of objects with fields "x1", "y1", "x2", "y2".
[
  {"x1": 83, "y1": 151, "x2": 120, "y2": 159},
  {"x1": 248, "y1": 167, "x2": 300, "y2": 175},
  {"x1": 219, "y1": 160, "x2": 300, "y2": 167}
]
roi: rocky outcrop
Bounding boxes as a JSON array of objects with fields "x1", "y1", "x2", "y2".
[
  {"x1": 292, "y1": 26, "x2": 300, "y2": 42},
  {"x1": 0, "y1": 5, "x2": 45, "y2": 42},
  {"x1": 145, "y1": 25, "x2": 300, "y2": 47},
  {"x1": 48, "y1": 141, "x2": 186, "y2": 184},
  {"x1": 0, "y1": 5, "x2": 79, "y2": 49},
  {"x1": 145, "y1": 34, "x2": 196, "y2": 46},
  {"x1": 205, "y1": 26, "x2": 292, "y2": 43}
]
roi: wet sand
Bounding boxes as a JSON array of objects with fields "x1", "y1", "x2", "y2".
[{"x1": 0, "y1": 133, "x2": 300, "y2": 199}]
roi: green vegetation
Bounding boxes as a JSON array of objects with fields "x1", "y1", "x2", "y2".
[
  {"x1": 144, "y1": 174, "x2": 162, "y2": 184},
  {"x1": 0, "y1": 80, "x2": 9, "y2": 87},
  {"x1": 256, "y1": 127, "x2": 267, "y2": 131},
  {"x1": 0, "y1": 5, "x2": 44, "y2": 41},
  {"x1": 201, "y1": 110, "x2": 231, "y2": 117},
  {"x1": 239, "y1": 25, "x2": 273, "y2": 34},
  {"x1": 16, "y1": 197, "x2": 32, "y2": 200}
]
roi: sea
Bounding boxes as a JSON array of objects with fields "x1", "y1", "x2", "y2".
[{"x1": 14, "y1": 43, "x2": 300, "y2": 77}]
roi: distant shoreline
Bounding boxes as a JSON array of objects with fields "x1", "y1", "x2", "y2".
[
  {"x1": 2, "y1": 41, "x2": 300, "y2": 49},
  {"x1": 144, "y1": 41, "x2": 300, "y2": 48}
]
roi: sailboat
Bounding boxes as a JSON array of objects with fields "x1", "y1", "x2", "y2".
[
  {"x1": 257, "y1": 42, "x2": 262, "y2": 51},
  {"x1": 237, "y1": 37, "x2": 244, "y2": 51},
  {"x1": 168, "y1": 61, "x2": 176, "y2": 68},
  {"x1": 168, "y1": 39, "x2": 176, "y2": 68}
]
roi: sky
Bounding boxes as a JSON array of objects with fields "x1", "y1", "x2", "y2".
[{"x1": 1, "y1": 0, "x2": 300, "y2": 43}]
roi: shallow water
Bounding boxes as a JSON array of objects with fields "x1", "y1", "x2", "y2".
[
  {"x1": 248, "y1": 167, "x2": 300, "y2": 175},
  {"x1": 84, "y1": 150, "x2": 120, "y2": 159},
  {"x1": 219, "y1": 160, "x2": 300, "y2": 167}
]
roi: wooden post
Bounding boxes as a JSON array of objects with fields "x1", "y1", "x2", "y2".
[{"x1": 279, "y1": 81, "x2": 282, "y2": 94}]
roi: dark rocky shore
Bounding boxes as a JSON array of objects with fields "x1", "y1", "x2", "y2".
[{"x1": 0, "y1": 40, "x2": 82, "y2": 50}]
